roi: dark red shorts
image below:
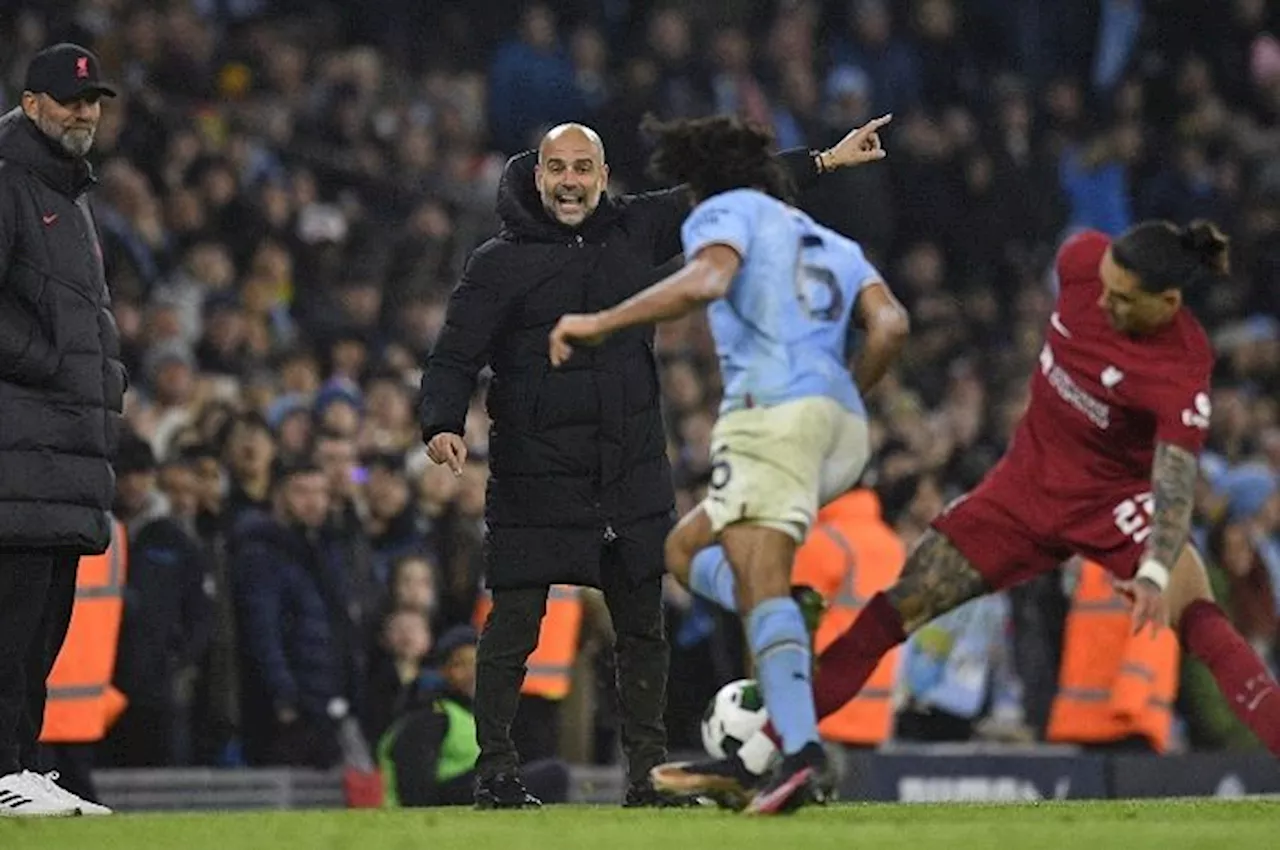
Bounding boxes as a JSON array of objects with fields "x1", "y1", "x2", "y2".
[{"x1": 930, "y1": 461, "x2": 1153, "y2": 590}]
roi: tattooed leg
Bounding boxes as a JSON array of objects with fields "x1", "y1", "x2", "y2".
[
  {"x1": 886, "y1": 529, "x2": 991, "y2": 634},
  {"x1": 798, "y1": 528, "x2": 991, "y2": 725}
]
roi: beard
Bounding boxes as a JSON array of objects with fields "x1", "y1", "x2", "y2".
[{"x1": 35, "y1": 112, "x2": 96, "y2": 157}]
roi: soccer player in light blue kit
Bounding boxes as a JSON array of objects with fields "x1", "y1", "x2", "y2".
[{"x1": 549, "y1": 114, "x2": 907, "y2": 814}]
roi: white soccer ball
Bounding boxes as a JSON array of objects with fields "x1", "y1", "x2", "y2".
[{"x1": 701, "y1": 679, "x2": 769, "y2": 759}]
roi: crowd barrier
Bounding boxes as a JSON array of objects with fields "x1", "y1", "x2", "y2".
[
  {"x1": 838, "y1": 743, "x2": 1280, "y2": 802},
  {"x1": 90, "y1": 746, "x2": 1279, "y2": 812}
]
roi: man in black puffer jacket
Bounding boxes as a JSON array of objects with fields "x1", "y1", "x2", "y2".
[
  {"x1": 0, "y1": 44, "x2": 126, "y2": 816},
  {"x1": 419, "y1": 120, "x2": 888, "y2": 808}
]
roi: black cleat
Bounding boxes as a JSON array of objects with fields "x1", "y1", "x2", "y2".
[
  {"x1": 474, "y1": 772, "x2": 542, "y2": 809},
  {"x1": 622, "y1": 779, "x2": 706, "y2": 808},
  {"x1": 744, "y1": 742, "x2": 828, "y2": 816}
]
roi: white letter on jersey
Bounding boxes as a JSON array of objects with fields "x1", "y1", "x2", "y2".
[{"x1": 1181, "y1": 392, "x2": 1212, "y2": 430}]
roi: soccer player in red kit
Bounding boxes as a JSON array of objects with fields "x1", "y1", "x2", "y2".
[{"x1": 657, "y1": 219, "x2": 1280, "y2": 810}]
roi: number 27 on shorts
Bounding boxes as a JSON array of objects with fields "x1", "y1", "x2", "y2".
[{"x1": 1113, "y1": 492, "x2": 1155, "y2": 545}]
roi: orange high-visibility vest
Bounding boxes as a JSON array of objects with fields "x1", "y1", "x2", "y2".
[
  {"x1": 40, "y1": 518, "x2": 129, "y2": 743},
  {"x1": 792, "y1": 490, "x2": 905, "y2": 745},
  {"x1": 473, "y1": 585, "x2": 583, "y2": 700},
  {"x1": 1046, "y1": 560, "x2": 1179, "y2": 753}
]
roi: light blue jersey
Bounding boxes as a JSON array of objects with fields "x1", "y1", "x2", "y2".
[{"x1": 681, "y1": 188, "x2": 883, "y2": 418}]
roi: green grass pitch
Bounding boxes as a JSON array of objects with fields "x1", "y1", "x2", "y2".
[{"x1": 2, "y1": 799, "x2": 1277, "y2": 849}]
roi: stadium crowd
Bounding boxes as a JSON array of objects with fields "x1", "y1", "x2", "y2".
[{"x1": 3, "y1": 0, "x2": 1277, "y2": 770}]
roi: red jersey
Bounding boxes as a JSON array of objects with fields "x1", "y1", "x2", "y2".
[{"x1": 1003, "y1": 230, "x2": 1214, "y2": 497}]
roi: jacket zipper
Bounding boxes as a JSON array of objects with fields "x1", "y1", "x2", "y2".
[{"x1": 574, "y1": 232, "x2": 612, "y2": 542}]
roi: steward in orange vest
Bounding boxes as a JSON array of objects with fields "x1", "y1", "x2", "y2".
[
  {"x1": 791, "y1": 489, "x2": 905, "y2": 746},
  {"x1": 40, "y1": 517, "x2": 129, "y2": 745},
  {"x1": 472, "y1": 585, "x2": 583, "y2": 700},
  {"x1": 1046, "y1": 560, "x2": 1179, "y2": 752}
]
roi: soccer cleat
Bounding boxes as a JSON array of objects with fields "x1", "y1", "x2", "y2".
[
  {"x1": 622, "y1": 778, "x2": 706, "y2": 808},
  {"x1": 474, "y1": 772, "x2": 542, "y2": 809},
  {"x1": 649, "y1": 755, "x2": 763, "y2": 811},
  {"x1": 38, "y1": 772, "x2": 112, "y2": 815},
  {"x1": 744, "y1": 742, "x2": 828, "y2": 816},
  {"x1": 0, "y1": 771, "x2": 79, "y2": 817}
]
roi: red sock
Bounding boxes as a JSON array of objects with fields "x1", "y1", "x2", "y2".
[
  {"x1": 1180, "y1": 599, "x2": 1280, "y2": 756},
  {"x1": 760, "y1": 592, "x2": 907, "y2": 746}
]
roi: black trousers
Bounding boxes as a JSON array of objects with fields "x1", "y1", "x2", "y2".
[
  {"x1": 510, "y1": 694, "x2": 561, "y2": 765},
  {"x1": 408, "y1": 759, "x2": 571, "y2": 807},
  {"x1": 0, "y1": 551, "x2": 79, "y2": 776},
  {"x1": 474, "y1": 553, "x2": 669, "y2": 785},
  {"x1": 42, "y1": 743, "x2": 97, "y2": 802}
]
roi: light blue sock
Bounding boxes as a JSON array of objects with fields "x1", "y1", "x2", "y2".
[
  {"x1": 747, "y1": 597, "x2": 819, "y2": 756},
  {"x1": 688, "y1": 546, "x2": 738, "y2": 612}
]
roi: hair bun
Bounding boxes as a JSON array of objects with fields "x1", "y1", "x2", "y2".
[{"x1": 1180, "y1": 219, "x2": 1231, "y2": 275}]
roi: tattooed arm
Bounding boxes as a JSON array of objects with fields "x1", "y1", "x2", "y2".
[{"x1": 1139, "y1": 441, "x2": 1199, "y2": 586}]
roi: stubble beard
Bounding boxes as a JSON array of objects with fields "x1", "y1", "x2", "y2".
[{"x1": 36, "y1": 112, "x2": 95, "y2": 157}]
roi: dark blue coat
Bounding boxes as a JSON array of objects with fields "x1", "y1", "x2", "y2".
[{"x1": 230, "y1": 511, "x2": 359, "y2": 723}]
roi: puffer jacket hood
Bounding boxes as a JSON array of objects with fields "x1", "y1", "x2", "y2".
[{"x1": 0, "y1": 107, "x2": 94, "y2": 198}]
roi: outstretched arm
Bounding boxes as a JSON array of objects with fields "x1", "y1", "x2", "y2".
[
  {"x1": 548, "y1": 244, "x2": 740, "y2": 366},
  {"x1": 637, "y1": 116, "x2": 893, "y2": 262}
]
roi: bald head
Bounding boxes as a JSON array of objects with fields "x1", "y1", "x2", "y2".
[
  {"x1": 535, "y1": 123, "x2": 609, "y2": 227},
  {"x1": 539, "y1": 123, "x2": 605, "y2": 164}
]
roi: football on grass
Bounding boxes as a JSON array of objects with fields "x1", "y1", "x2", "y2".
[{"x1": 701, "y1": 679, "x2": 769, "y2": 759}]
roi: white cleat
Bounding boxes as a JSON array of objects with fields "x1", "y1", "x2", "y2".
[
  {"x1": 38, "y1": 771, "x2": 113, "y2": 815},
  {"x1": 0, "y1": 770, "x2": 79, "y2": 817}
]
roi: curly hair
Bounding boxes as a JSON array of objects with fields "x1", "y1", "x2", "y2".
[{"x1": 641, "y1": 113, "x2": 796, "y2": 203}]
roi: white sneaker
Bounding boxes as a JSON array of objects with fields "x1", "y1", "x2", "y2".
[
  {"x1": 36, "y1": 771, "x2": 113, "y2": 816},
  {"x1": 0, "y1": 770, "x2": 78, "y2": 817}
]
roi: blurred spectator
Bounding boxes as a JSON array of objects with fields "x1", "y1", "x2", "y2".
[
  {"x1": 220, "y1": 411, "x2": 277, "y2": 527},
  {"x1": 831, "y1": 0, "x2": 921, "y2": 115},
  {"x1": 230, "y1": 462, "x2": 361, "y2": 768},
  {"x1": 104, "y1": 432, "x2": 213, "y2": 768},
  {"x1": 386, "y1": 553, "x2": 445, "y2": 635},
  {"x1": 363, "y1": 609, "x2": 435, "y2": 745},
  {"x1": 375, "y1": 625, "x2": 571, "y2": 807},
  {"x1": 363, "y1": 451, "x2": 431, "y2": 584},
  {"x1": 487, "y1": 3, "x2": 584, "y2": 155}
]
